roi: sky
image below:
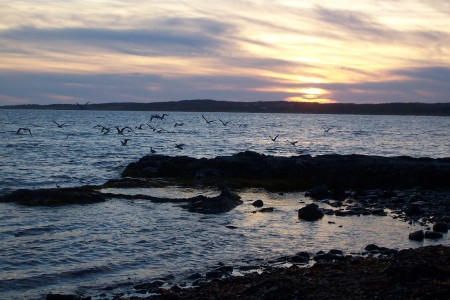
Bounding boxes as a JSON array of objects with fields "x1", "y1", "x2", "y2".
[{"x1": 1, "y1": 0, "x2": 449, "y2": 105}]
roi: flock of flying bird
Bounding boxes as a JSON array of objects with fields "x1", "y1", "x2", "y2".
[{"x1": 14, "y1": 102, "x2": 335, "y2": 153}]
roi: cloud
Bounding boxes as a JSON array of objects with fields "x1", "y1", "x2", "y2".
[
  {"x1": 319, "y1": 67, "x2": 450, "y2": 103},
  {"x1": 0, "y1": 17, "x2": 235, "y2": 56},
  {"x1": 314, "y1": 6, "x2": 450, "y2": 46}
]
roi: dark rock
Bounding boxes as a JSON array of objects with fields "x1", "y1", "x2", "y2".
[
  {"x1": 0, "y1": 187, "x2": 105, "y2": 206},
  {"x1": 365, "y1": 244, "x2": 382, "y2": 252},
  {"x1": 298, "y1": 203, "x2": 324, "y2": 221},
  {"x1": 186, "y1": 273, "x2": 202, "y2": 280},
  {"x1": 205, "y1": 271, "x2": 223, "y2": 279},
  {"x1": 433, "y1": 222, "x2": 448, "y2": 233},
  {"x1": 382, "y1": 190, "x2": 397, "y2": 198},
  {"x1": 252, "y1": 199, "x2": 264, "y2": 207},
  {"x1": 329, "y1": 249, "x2": 344, "y2": 256},
  {"x1": 409, "y1": 230, "x2": 425, "y2": 241},
  {"x1": 405, "y1": 204, "x2": 423, "y2": 216},
  {"x1": 306, "y1": 185, "x2": 330, "y2": 200},
  {"x1": 170, "y1": 284, "x2": 183, "y2": 293},
  {"x1": 134, "y1": 280, "x2": 165, "y2": 290},
  {"x1": 314, "y1": 250, "x2": 344, "y2": 261},
  {"x1": 182, "y1": 190, "x2": 243, "y2": 214},
  {"x1": 424, "y1": 231, "x2": 443, "y2": 239},
  {"x1": 370, "y1": 208, "x2": 387, "y2": 216},
  {"x1": 121, "y1": 152, "x2": 450, "y2": 190},
  {"x1": 291, "y1": 251, "x2": 310, "y2": 264},
  {"x1": 238, "y1": 265, "x2": 260, "y2": 271},
  {"x1": 259, "y1": 207, "x2": 274, "y2": 213}
]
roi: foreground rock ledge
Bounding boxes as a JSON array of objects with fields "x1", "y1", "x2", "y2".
[
  {"x1": 122, "y1": 151, "x2": 450, "y2": 190},
  {"x1": 144, "y1": 245, "x2": 449, "y2": 300}
]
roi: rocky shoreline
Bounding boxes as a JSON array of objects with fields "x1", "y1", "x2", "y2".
[{"x1": 1, "y1": 152, "x2": 449, "y2": 299}]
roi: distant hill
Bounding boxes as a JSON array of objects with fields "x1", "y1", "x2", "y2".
[{"x1": 1, "y1": 99, "x2": 449, "y2": 116}]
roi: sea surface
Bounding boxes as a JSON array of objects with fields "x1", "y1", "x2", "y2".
[{"x1": 0, "y1": 109, "x2": 449, "y2": 299}]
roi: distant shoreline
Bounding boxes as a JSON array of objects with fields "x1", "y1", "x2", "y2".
[{"x1": 1, "y1": 99, "x2": 450, "y2": 116}]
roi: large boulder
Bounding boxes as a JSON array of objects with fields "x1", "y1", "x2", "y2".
[
  {"x1": 182, "y1": 191, "x2": 243, "y2": 214},
  {"x1": 298, "y1": 203, "x2": 324, "y2": 221}
]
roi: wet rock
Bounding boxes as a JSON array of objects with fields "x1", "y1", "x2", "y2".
[
  {"x1": 182, "y1": 190, "x2": 243, "y2": 214},
  {"x1": 364, "y1": 244, "x2": 398, "y2": 255},
  {"x1": 0, "y1": 187, "x2": 105, "y2": 206},
  {"x1": 306, "y1": 185, "x2": 330, "y2": 200},
  {"x1": 290, "y1": 251, "x2": 310, "y2": 264},
  {"x1": 170, "y1": 284, "x2": 183, "y2": 293},
  {"x1": 205, "y1": 270, "x2": 223, "y2": 279},
  {"x1": 314, "y1": 249, "x2": 344, "y2": 261},
  {"x1": 425, "y1": 231, "x2": 443, "y2": 239},
  {"x1": 122, "y1": 152, "x2": 450, "y2": 190},
  {"x1": 252, "y1": 199, "x2": 264, "y2": 207},
  {"x1": 433, "y1": 222, "x2": 448, "y2": 233},
  {"x1": 133, "y1": 280, "x2": 165, "y2": 290},
  {"x1": 365, "y1": 244, "x2": 382, "y2": 252},
  {"x1": 409, "y1": 230, "x2": 425, "y2": 241},
  {"x1": 298, "y1": 203, "x2": 324, "y2": 221},
  {"x1": 259, "y1": 207, "x2": 274, "y2": 213},
  {"x1": 186, "y1": 273, "x2": 202, "y2": 280}
]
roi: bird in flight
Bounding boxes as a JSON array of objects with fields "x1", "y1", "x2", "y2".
[
  {"x1": 175, "y1": 143, "x2": 185, "y2": 150},
  {"x1": 202, "y1": 115, "x2": 215, "y2": 124},
  {"x1": 174, "y1": 122, "x2": 184, "y2": 127},
  {"x1": 121, "y1": 139, "x2": 131, "y2": 146},
  {"x1": 135, "y1": 124, "x2": 146, "y2": 130},
  {"x1": 76, "y1": 101, "x2": 90, "y2": 110},
  {"x1": 269, "y1": 135, "x2": 279, "y2": 142},
  {"x1": 16, "y1": 128, "x2": 32, "y2": 135},
  {"x1": 322, "y1": 126, "x2": 333, "y2": 132},
  {"x1": 115, "y1": 126, "x2": 134, "y2": 135},
  {"x1": 53, "y1": 120, "x2": 66, "y2": 128},
  {"x1": 150, "y1": 147, "x2": 157, "y2": 154},
  {"x1": 150, "y1": 114, "x2": 168, "y2": 122},
  {"x1": 219, "y1": 119, "x2": 230, "y2": 126},
  {"x1": 288, "y1": 140, "x2": 299, "y2": 146}
]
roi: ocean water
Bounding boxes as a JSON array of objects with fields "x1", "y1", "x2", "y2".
[
  {"x1": 0, "y1": 109, "x2": 449, "y2": 299},
  {"x1": 0, "y1": 109, "x2": 449, "y2": 193}
]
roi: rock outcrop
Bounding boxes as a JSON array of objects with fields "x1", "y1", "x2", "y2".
[
  {"x1": 122, "y1": 152, "x2": 450, "y2": 190},
  {"x1": 0, "y1": 187, "x2": 106, "y2": 206}
]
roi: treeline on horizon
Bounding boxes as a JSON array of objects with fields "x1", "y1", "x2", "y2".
[{"x1": 1, "y1": 99, "x2": 450, "y2": 116}]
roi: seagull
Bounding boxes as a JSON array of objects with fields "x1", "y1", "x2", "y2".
[
  {"x1": 150, "y1": 147, "x2": 157, "y2": 154},
  {"x1": 219, "y1": 119, "x2": 230, "y2": 126},
  {"x1": 322, "y1": 126, "x2": 333, "y2": 132},
  {"x1": 93, "y1": 125, "x2": 110, "y2": 134},
  {"x1": 135, "y1": 124, "x2": 146, "y2": 130},
  {"x1": 175, "y1": 143, "x2": 185, "y2": 150},
  {"x1": 150, "y1": 114, "x2": 169, "y2": 122},
  {"x1": 202, "y1": 115, "x2": 215, "y2": 124},
  {"x1": 16, "y1": 128, "x2": 32, "y2": 135},
  {"x1": 174, "y1": 122, "x2": 184, "y2": 127},
  {"x1": 269, "y1": 135, "x2": 279, "y2": 142},
  {"x1": 65, "y1": 134, "x2": 75, "y2": 140},
  {"x1": 53, "y1": 120, "x2": 66, "y2": 128},
  {"x1": 115, "y1": 126, "x2": 134, "y2": 135},
  {"x1": 76, "y1": 101, "x2": 90, "y2": 110},
  {"x1": 288, "y1": 140, "x2": 299, "y2": 146},
  {"x1": 121, "y1": 139, "x2": 130, "y2": 146}
]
